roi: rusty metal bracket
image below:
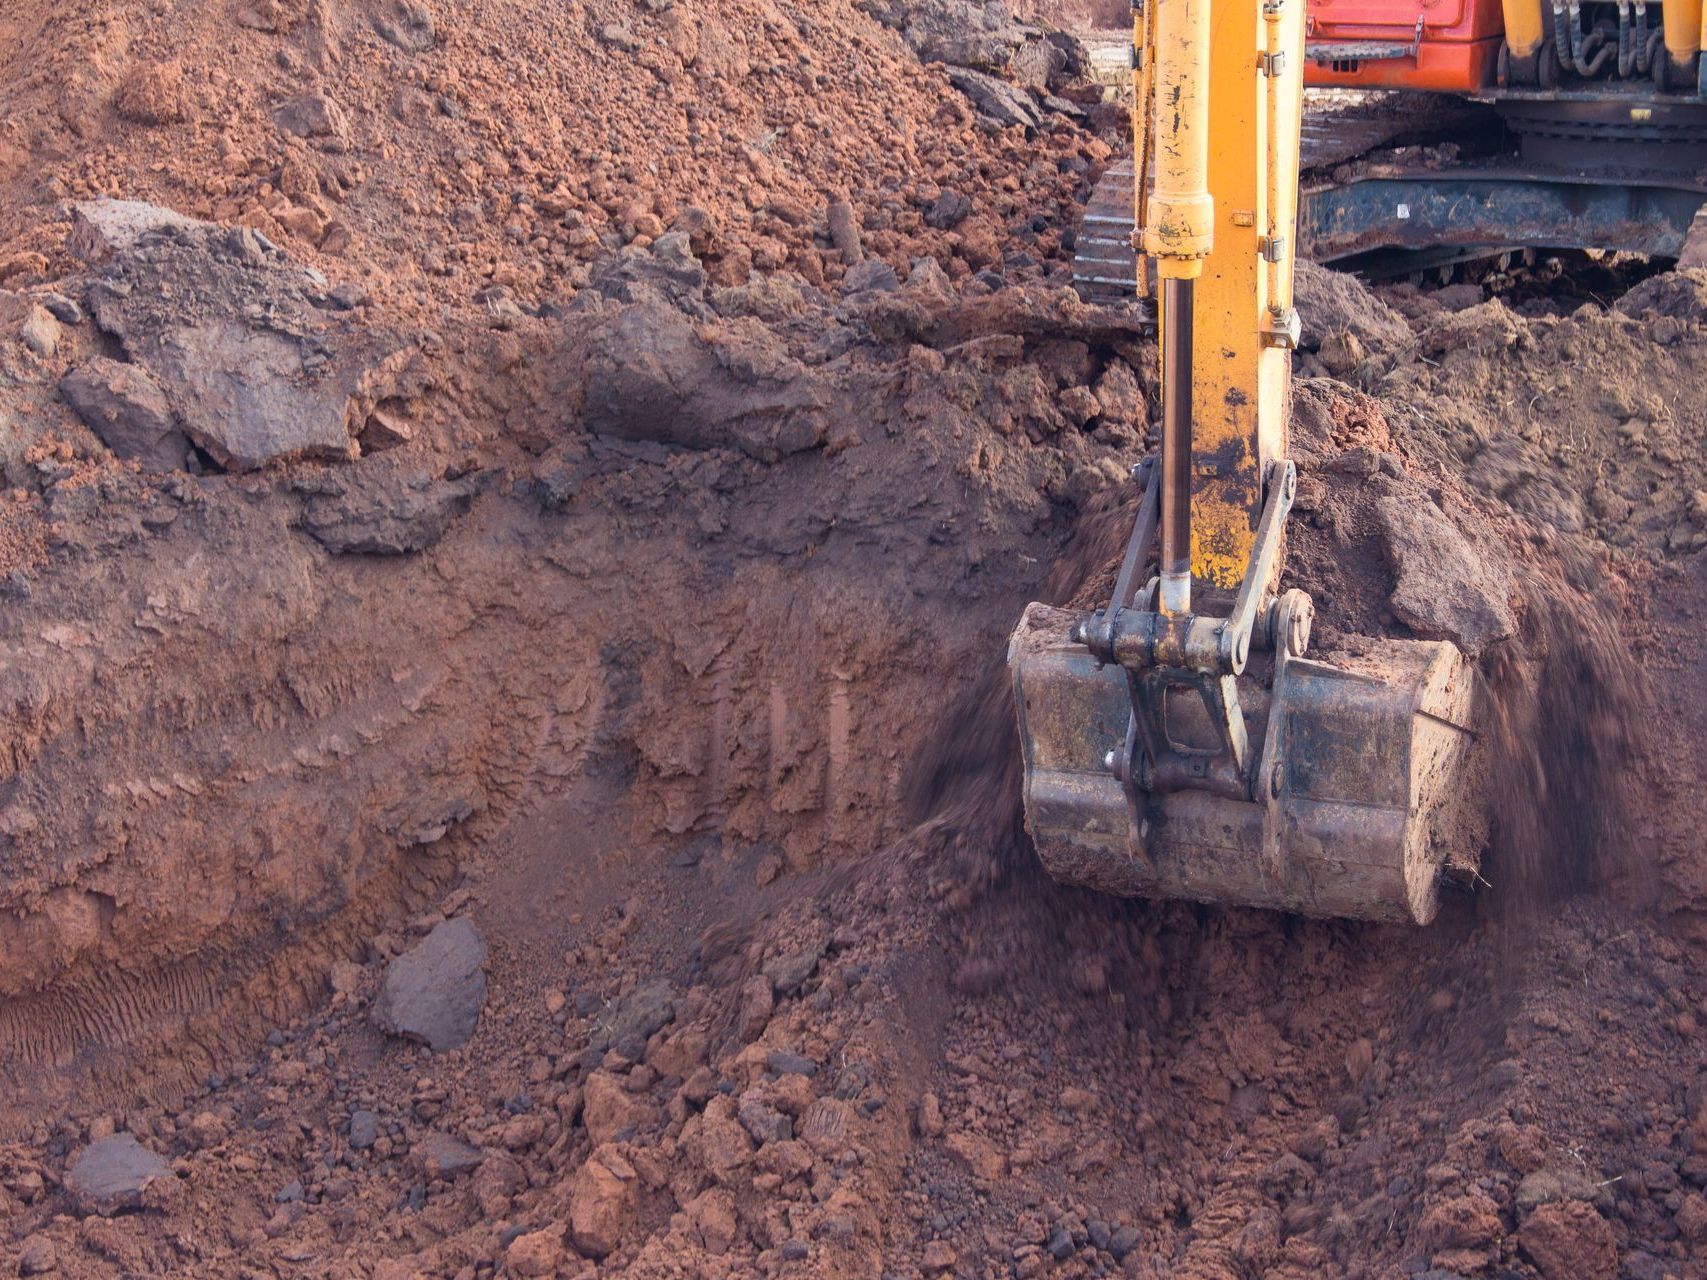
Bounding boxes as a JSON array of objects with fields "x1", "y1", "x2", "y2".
[{"x1": 1074, "y1": 461, "x2": 1301, "y2": 805}]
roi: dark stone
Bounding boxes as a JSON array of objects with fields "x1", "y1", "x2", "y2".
[
  {"x1": 588, "y1": 234, "x2": 707, "y2": 314},
  {"x1": 76, "y1": 197, "x2": 409, "y2": 472},
  {"x1": 944, "y1": 65, "x2": 1043, "y2": 131},
  {"x1": 1109, "y1": 1225, "x2": 1141, "y2": 1259},
  {"x1": 738, "y1": 1098, "x2": 793, "y2": 1144},
  {"x1": 827, "y1": 199, "x2": 863, "y2": 263},
  {"x1": 295, "y1": 458, "x2": 480, "y2": 556},
  {"x1": 347, "y1": 1110, "x2": 379, "y2": 1150},
  {"x1": 832, "y1": 1062, "x2": 871, "y2": 1098},
  {"x1": 328, "y1": 282, "x2": 367, "y2": 310},
  {"x1": 589, "y1": 979, "x2": 676, "y2": 1059},
  {"x1": 413, "y1": 1130, "x2": 483, "y2": 1178},
  {"x1": 1010, "y1": 38, "x2": 1066, "y2": 89},
  {"x1": 60, "y1": 358, "x2": 189, "y2": 472},
  {"x1": 66, "y1": 1135, "x2": 174, "y2": 1216},
  {"x1": 766, "y1": 1050, "x2": 818, "y2": 1077},
  {"x1": 762, "y1": 937, "x2": 827, "y2": 994},
  {"x1": 1046, "y1": 1228, "x2": 1075, "y2": 1260},
  {"x1": 41, "y1": 293, "x2": 84, "y2": 324},
  {"x1": 579, "y1": 299, "x2": 828, "y2": 462},
  {"x1": 926, "y1": 189, "x2": 973, "y2": 231},
  {"x1": 372, "y1": 917, "x2": 488, "y2": 1052},
  {"x1": 17, "y1": 1235, "x2": 55, "y2": 1277},
  {"x1": 841, "y1": 259, "x2": 900, "y2": 295},
  {"x1": 274, "y1": 92, "x2": 348, "y2": 141},
  {"x1": 1374, "y1": 493, "x2": 1517, "y2": 657}
]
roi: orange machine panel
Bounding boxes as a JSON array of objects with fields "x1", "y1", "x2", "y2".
[{"x1": 1305, "y1": 0, "x2": 1504, "y2": 90}]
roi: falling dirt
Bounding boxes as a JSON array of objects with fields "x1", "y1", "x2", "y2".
[{"x1": 6, "y1": 1, "x2": 1707, "y2": 1279}]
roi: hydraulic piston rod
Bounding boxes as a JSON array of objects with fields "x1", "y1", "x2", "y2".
[
  {"x1": 1158, "y1": 277, "x2": 1195, "y2": 613},
  {"x1": 1143, "y1": 0, "x2": 1213, "y2": 616}
]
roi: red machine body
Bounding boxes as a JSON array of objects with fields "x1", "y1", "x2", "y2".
[{"x1": 1305, "y1": 0, "x2": 1505, "y2": 90}]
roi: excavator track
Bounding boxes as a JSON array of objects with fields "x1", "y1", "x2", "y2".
[{"x1": 1073, "y1": 90, "x2": 1707, "y2": 296}]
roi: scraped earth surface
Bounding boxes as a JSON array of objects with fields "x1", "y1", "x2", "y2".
[{"x1": 6, "y1": 2, "x2": 1707, "y2": 1279}]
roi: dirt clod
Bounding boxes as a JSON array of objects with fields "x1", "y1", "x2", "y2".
[{"x1": 1518, "y1": 1199, "x2": 1618, "y2": 1280}]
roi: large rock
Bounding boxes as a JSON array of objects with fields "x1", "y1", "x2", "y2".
[
  {"x1": 683, "y1": 1095, "x2": 755, "y2": 1184},
  {"x1": 293, "y1": 458, "x2": 480, "y2": 556},
  {"x1": 374, "y1": 0, "x2": 438, "y2": 51},
  {"x1": 944, "y1": 1130, "x2": 1006, "y2": 1179},
  {"x1": 867, "y1": 0, "x2": 1025, "y2": 72},
  {"x1": 65, "y1": 1134, "x2": 174, "y2": 1216},
  {"x1": 943, "y1": 65, "x2": 1043, "y2": 130},
  {"x1": 735, "y1": 973, "x2": 774, "y2": 1043},
  {"x1": 20, "y1": 306, "x2": 60, "y2": 359},
  {"x1": 588, "y1": 234, "x2": 708, "y2": 314},
  {"x1": 1416, "y1": 1192, "x2": 1503, "y2": 1252},
  {"x1": 136, "y1": 320, "x2": 379, "y2": 469},
  {"x1": 1515, "y1": 1163, "x2": 1606, "y2": 1211},
  {"x1": 347, "y1": 1109, "x2": 380, "y2": 1150},
  {"x1": 761, "y1": 931, "x2": 826, "y2": 994},
  {"x1": 60, "y1": 357, "x2": 189, "y2": 472},
  {"x1": 17, "y1": 1235, "x2": 55, "y2": 1276},
  {"x1": 504, "y1": 1226, "x2": 566, "y2": 1277},
  {"x1": 68, "y1": 199, "x2": 203, "y2": 264},
  {"x1": 274, "y1": 92, "x2": 349, "y2": 142},
  {"x1": 77, "y1": 199, "x2": 408, "y2": 471},
  {"x1": 372, "y1": 917, "x2": 488, "y2": 1051},
  {"x1": 1373, "y1": 493, "x2": 1517, "y2": 657},
  {"x1": 578, "y1": 301, "x2": 828, "y2": 462},
  {"x1": 1009, "y1": 38, "x2": 1066, "y2": 89},
  {"x1": 683, "y1": 1187, "x2": 739, "y2": 1255}
]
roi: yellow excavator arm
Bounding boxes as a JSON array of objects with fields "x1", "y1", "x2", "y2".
[
  {"x1": 1147, "y1": 0, "x2": 1301, "y2": 601},
  {"x1": 1006, "y1": 0, "x2": 1481, "y2": 924}
]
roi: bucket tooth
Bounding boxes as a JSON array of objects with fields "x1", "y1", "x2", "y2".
[{"x1": 1008, "y1": 602, "x2": 1482, "y2": 924}]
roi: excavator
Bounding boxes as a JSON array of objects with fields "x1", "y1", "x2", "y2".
[
  {"x1": 1073, "y1": 0, "x2": 1707, "y2": 290},
  {"x1": 1007, "y1": 0, "x2": 1482, "y2": 923}
]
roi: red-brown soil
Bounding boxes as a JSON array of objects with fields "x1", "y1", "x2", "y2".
[{"x1": 4, "y1": 2, "x2": 1707, "y2": 1279}]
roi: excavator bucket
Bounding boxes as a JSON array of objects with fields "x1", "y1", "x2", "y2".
[
  {"x1": 1008, "y1": 602, "x2": 1482, "y2": 924},
  {"x1": 1019, "y1": 0, "x2": 1485, "y2": 923}
]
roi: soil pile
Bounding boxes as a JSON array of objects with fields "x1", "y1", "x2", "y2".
[{"x1": 0, "y1": 0, "x2": 1116, "y2": 324}]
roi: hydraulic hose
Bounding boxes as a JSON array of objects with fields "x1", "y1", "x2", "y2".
[
  {"x1": 1567, "y1": 1, "x2": 1615, "y2": 73},
  {"x1": 1552, "y1": 1, "x2": 1575, "y2": 70},
  {"x1": 1619, "y1": 0, "x2": 1635, "y2": 76},
  {"x1": 1637, "y1": 1, "x2": 1653, "y2": 71}
]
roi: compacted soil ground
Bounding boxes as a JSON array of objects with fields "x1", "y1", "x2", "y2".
[{"x1": 5, "y1": 3, "x2": 1707, "y2": 1280}]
